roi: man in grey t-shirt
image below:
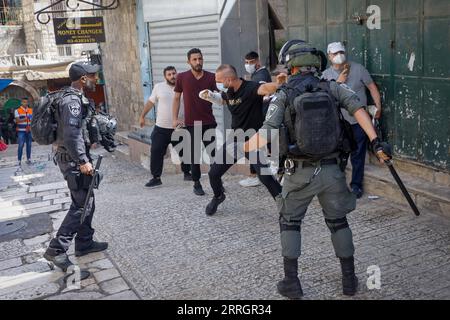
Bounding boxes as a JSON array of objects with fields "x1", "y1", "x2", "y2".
[{"x1": 322, "y1": 42, "x2": 382, "y2": 198}]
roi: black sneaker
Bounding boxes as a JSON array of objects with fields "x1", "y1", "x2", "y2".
[
  {"x1": 205, "y1": 193, "x2": 226, "y2": 216},
  {"x1": 184, "y1": 173, "x2": 193, "y2": 181},
  {"x1": 193, "y1": 182, "x2": 205, "y2": 196},
  {"x1": 75, "y1": 241, "x2": 109, "y2": 257},
  {"x1": 145, "y1": 178, "x2": 162, "y2": 188},
  {"x1": 351, "y1": 187, "x2": 363, "y2": 199}
]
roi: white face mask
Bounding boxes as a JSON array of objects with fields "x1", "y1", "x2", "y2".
[
  {"x1": 216, "y1": 82, "x2": 228, "y2": 93},
  {"x1": 245, "y1": 63, "x2": 256, "y2": 74},
  {"x1": 332, "y1": 54, "x2": 346, "y2": 65}
]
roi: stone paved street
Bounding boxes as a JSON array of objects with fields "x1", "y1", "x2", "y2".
[
  {"x1": 1, "y1": 144, "x2": 450, "y2": 300},
  {"x1": 0, "y1": 145, "x2": 138, "y2": 300}
]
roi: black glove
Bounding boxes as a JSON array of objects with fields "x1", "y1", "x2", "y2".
[{"x1": 370, "y1": 137, "x2": 392, "y2": 162}]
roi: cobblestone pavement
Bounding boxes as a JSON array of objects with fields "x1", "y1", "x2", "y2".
[
  {"x1": 1, "y1": 144, "x2": 450, "y2": 300},
  {"x1": 0, "y1": 145, "x2": 138, "y2": 300}
]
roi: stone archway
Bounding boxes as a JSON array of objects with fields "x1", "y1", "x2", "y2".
[{"x1": 10, "y1": 80, "x2": 40, "y2": 101}]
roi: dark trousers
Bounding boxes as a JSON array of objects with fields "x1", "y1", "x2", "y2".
[
  {"x1": 350, "y1": 123, "x2": 368, "y2": 190},
  {"x1": 250, "y1": 143, "x2": 272, "y2": 175},
  {"x1": 209, "y1": 142, "x2": 282, "y2": 198},
  {"x1": 150, "y1": 126, "x2": 190, "y2": 178},
  {"x1": 48, "y1": 158, "x2": 95, "y2": 256},
  {"x1": 185, "y1": 124, "x2": 217, "y2": 182},
  {"x1": 17, "y1": 131, "x2": 32, "y2": 161}
]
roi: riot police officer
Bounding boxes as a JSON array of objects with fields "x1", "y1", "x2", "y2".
[
  {"x1": 44, "y1": 62, "x2": 108, "y2": 279},
  {"x1": 245, "y1": 41, "x2": 392, "y2": 299}
]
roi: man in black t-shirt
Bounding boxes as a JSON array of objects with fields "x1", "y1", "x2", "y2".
[{"x1": 199, "y1": 64, "x2": 285, "y2": 216}]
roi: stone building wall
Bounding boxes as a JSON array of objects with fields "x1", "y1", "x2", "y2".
[
  {"x1": 99, "y1": 0, "x2": 143, "y2": 131},
  {"x1": 21, "y1": 0, "x2": 36, "y2": 53},
  {"x1": 269, "y1": 0, "x2": 288, "y2": 42},
  {"x1": 0, "y1": 26, "x2": 26, "y2": 56},
  {"x1": 24, "y1": 0, "x2": 98, "y2": 59}
]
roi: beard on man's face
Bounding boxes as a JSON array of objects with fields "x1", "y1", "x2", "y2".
[
  {"x1": 85, "y1": 79, "x2": 96, "y2": 92},
  {"x1": 166, "y1": 77, "x2": 176, "y2": 85},
  {"x1": 191, "y1": 64, "x2": 203, "y2": 72}
]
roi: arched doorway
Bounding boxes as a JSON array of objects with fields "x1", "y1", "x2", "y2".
[{"x1": 10, "y1": 80, "x2": 40, "y2": 101}]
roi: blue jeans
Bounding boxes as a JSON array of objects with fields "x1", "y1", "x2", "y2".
[
  {"x1": 18, "y1": 131, "x2": 32, "y2": 161},
  {"x1": 350, "y1": 124, "x2": 368, "y2": 190}
]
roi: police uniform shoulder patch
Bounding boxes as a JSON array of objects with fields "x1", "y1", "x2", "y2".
[
  {"x1": 68, "y1": 103, "x2": 81, "y2": 117},
  {"x1": 266, "y1": 104, "x2": 278, "y2": 120}
]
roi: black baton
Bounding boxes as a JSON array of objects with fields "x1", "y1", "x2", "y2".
[
  {"x1": 385, "y1": 160, "x2": 421, "y2": 216},
  {"x1": 80, "y1": 155, "x2": 103, "y2": 224}
]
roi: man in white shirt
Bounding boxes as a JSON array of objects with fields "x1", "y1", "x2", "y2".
[{"x1": 139, "y1": 66, "x2": 191, "y2": 188}]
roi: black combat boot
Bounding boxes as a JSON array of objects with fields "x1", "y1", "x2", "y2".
[
  {"x1": 75, "y1": 241, "x2": 109, "y2": 257},
  {"x1": 277, "y1": 257, "x2": 303, "y2": 300},
  {"x1": 44, "y1": 251, "x2": 90, "y2": 280},
  {"x1": 340, "y1": 256, "x2": 358, "y2": 296}
]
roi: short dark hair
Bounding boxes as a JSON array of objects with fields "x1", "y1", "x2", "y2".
[
  {"x1": 187, "y1": 48, "x2": 202, "y2": 60},
  {"x1": 22, "y1": 97, "x2": 29, "y2": 101},
  {"x1": 216, "y1": 64, "x2": 238, "y2": 79},
  {"x1": 245, "y1": 51, "x2": 259, "y2": 60},
  {"x1": 163, "y1": 66, "x2": 176, "y2": 76}
]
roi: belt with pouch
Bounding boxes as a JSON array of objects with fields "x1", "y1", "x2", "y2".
[
  {"x1": 289, "y1": 158, "x2": 338, "y2": 169},
  {"x1": 283, "y1": 158, "x2": 339, "y2": 178},
  {"x1": 54, "y1": 152, "x2": 72, "y2": 163}
]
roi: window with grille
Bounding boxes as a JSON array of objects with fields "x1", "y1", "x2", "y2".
[
  {"x1": 58, "y1": 45, "x2": 72, "y2": 56},
  {"x1": 51, "y1": 0, "x2": 67, "y2": 18}
]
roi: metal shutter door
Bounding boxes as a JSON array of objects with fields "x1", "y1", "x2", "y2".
[{"x1": 148, "y1": 14, "x2": 221, "y2": 84}]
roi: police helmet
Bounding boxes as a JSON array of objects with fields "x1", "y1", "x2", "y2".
[{"x1": 278, "y1": 40, "x2": 327, "y2": 72}]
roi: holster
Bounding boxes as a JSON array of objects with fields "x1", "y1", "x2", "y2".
[
  {"x1": 339, "y1": 152, "x2": 350, "y2": 172},
  {"x1": 66, "y1": 171, "x2": 98, "y2": 191},
  {"x1": 66, "y1": 171, "x2": 82, "y2": 191}
]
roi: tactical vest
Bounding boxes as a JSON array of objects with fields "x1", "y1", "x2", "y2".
[
  {"x1": 54, "y1": 88, "x2": 90, "y2": 149},
  {"x1": 280, "y1": 74, "x2": 355, "y2": 161}
]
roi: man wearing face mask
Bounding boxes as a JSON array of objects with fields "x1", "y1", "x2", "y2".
[
  {"x1": 44, "y1": 62, "x2": 108, "y2": 279},
  {"x1": 322, "y1": 42, "x2": 383, "y2": 199},
  {"x1": 245, "y1": 51, "x2": 272, "y2": 85},
  {"x1": 199, "y1": 64, "x2": 285, "y2": 216},
  {"x1": 242, "y1": 51, "x2": 276, "y2": 188}
]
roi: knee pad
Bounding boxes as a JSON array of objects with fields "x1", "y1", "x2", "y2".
[
  {"x1": 279, "y1": 222, "x2": 301, "y2": 233},
  {"x1": 325, "y1": 217, "x2": 350, "y2": 234}
]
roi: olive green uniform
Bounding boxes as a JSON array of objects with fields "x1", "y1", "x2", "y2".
[{"x1": 261, "y1": 78, "x2": 364, "y2": 259}]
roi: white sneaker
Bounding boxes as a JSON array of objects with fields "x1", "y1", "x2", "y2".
[{"x1": 239, "y1": 177, "x2": 261, "y2": 187}]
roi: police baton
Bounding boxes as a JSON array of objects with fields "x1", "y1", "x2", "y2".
[
  {"x1": 80, "y1": 155, "x2": 103, "y2": 224},
  {"x1": 384, "y1": 159, "x2": 421, "y2": 216}
]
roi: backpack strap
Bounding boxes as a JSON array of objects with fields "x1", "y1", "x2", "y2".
[{"x1": 319, "y1": 80, "x2": 357, "y2": 155}]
